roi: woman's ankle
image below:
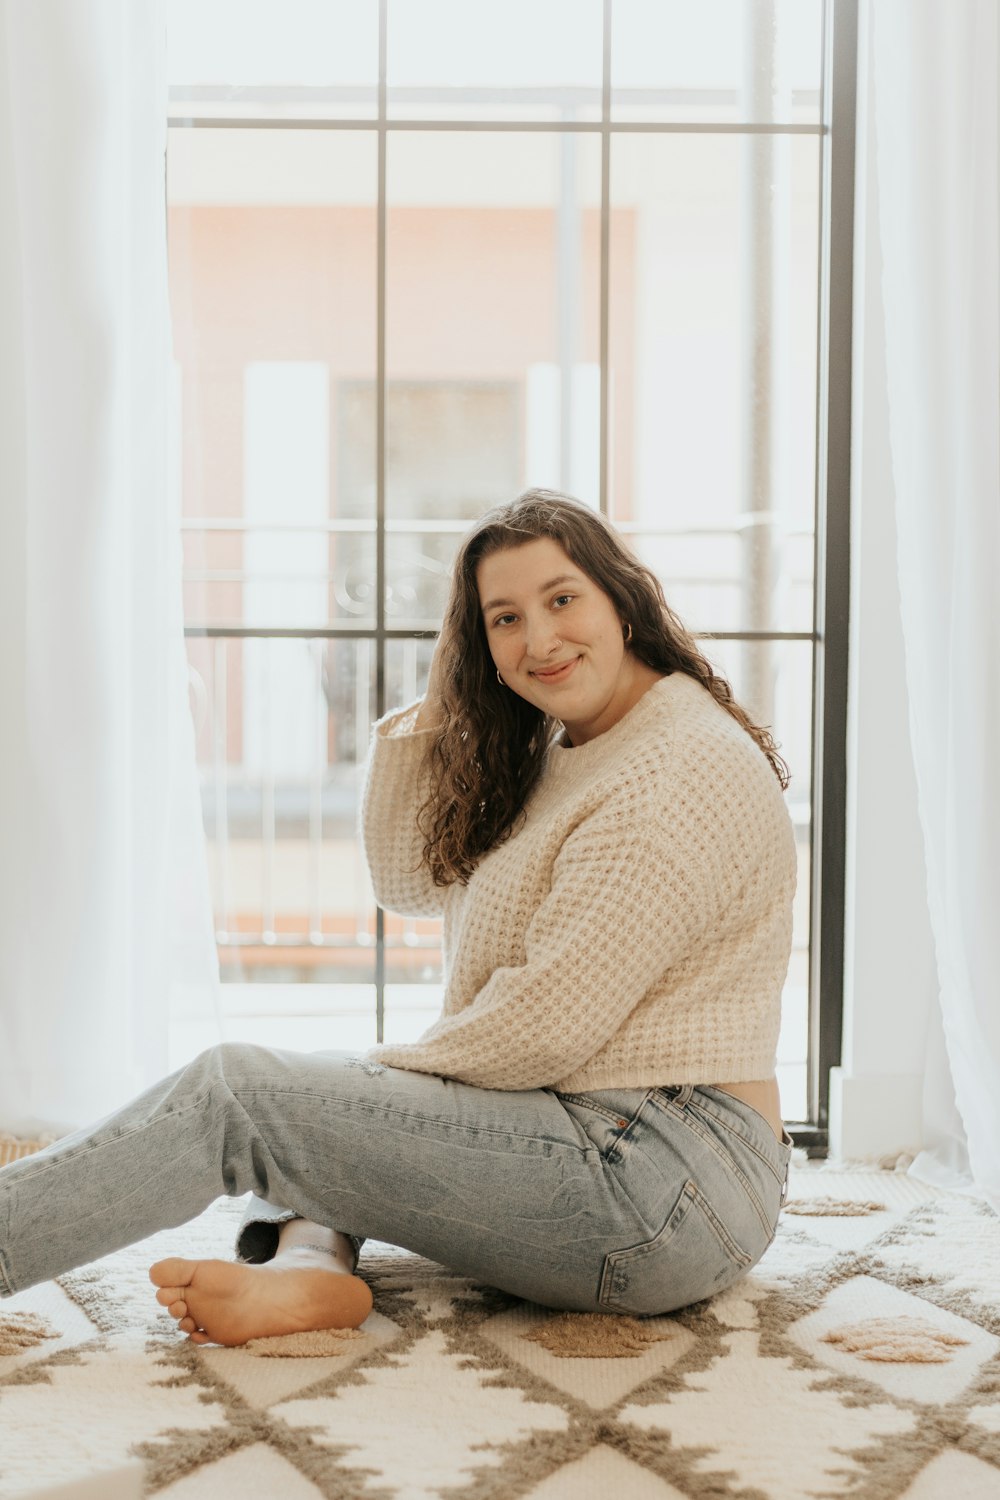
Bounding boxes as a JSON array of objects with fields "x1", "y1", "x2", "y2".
[{"x1": 274, "y1": 1220, "x2": 357, "y2": 1274}]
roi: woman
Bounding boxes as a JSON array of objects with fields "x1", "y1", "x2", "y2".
[{"x1": 0, "y1": 490, "x2": 796, "y2": 1345}]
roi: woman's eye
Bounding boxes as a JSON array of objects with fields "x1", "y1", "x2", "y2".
[
  {"x1": 553, "y1": 594, "x2": 574, "y2": 608},
  {"x1": 493, "y1": 613, "x2": 516, "y2": 627}
]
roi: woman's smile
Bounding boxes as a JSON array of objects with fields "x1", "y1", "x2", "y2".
[{"x1": 531, "y1": 656, "x2": 581, "y2": 684}]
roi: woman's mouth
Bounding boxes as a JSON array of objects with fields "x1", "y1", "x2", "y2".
[{"x1": 531, "y1": 657, "x2": 580, "y2": 684}]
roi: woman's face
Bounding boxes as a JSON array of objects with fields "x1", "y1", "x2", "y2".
[{"x1": 476, "y1": 536, "x2": 654, "y2": 746}]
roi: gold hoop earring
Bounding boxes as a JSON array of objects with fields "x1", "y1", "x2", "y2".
[
  {"x1": 496, "y1": 668, "x2": 505, "y2": 686},
  {"x1": 623, "y1": 622, "x2": 633, "y2": 643}
]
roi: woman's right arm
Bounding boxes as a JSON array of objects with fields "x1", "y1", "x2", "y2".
[{"x1": 360, "y1": 630, "x2": 449, "y2": 918}]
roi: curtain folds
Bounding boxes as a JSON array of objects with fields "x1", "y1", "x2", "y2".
[
  {"x1": 0, "y1": 0, "x2": 220, "y2": 1135},
  {"x1": 871, "y1": 0, "x2": 1000, "y2": 1211}
]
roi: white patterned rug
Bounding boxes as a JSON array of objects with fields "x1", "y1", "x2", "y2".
[{"x1": 2, "y1": 1163, "x2": 1000, "y2": 1500}]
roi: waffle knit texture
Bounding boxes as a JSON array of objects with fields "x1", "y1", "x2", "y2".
[{"x1": 361, "y1": 672, "x2": 797, "y2": 1093}]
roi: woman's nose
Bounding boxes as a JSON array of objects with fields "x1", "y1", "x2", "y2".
[{"x1": 524, "y1": 616, "x2": 562, "y2": 659}]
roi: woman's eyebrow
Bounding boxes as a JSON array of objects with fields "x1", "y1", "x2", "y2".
[{"x1": 480, "y1": 574, "x2": 580, "y2": 613}]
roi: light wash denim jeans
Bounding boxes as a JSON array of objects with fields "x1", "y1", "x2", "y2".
[{"x1": 0, "y1": 1044, "x2": 793, "y2": 1316}]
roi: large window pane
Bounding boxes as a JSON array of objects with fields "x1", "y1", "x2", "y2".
[
  {"x1": 166, "y1": 0, "x2": 379, "y2": 120},
  {"x1": 384, "y1": 130, "x2": 602, "y2": 617},
  {"x1": 168, "y1": 128, "x2": 377, "y2": 631},
  {"x1": 165, "y1": 3, "x2": 844, "y2": 1137},
  {"x1": 699, "y1": 636, "x2": 812, "y2": 1120},
  {"x1": 387, "y1": 0, "x2": 603, "y2": 122},
  {"x1": 612, "y1": 0, "x2": 823, "y2": 125},
  {"x1": 186, "y1": 634, "x2": 377, "y2": 984},
  {"x1": 609, "y1": 132, "x2": 821, "y2": 636}
]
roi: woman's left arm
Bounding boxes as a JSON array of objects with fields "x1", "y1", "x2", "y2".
[{"x1": 364, "y1": 805, "x2": 731, "y2": 1091}]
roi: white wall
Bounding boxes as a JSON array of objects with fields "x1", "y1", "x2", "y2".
[{"x1": 832, "y1": 0, "x2": 938, "y2": 1160}]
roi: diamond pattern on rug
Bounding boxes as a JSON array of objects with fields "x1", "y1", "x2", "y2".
[
  {"x1": 278, "y1": 1325, "x2": 570, "y2": 1499},
  {"x1": 877, "y1": 1195, "x2": 1000, "y2": 1310},
  {"x1": 157, "y1": 1441, "x2": 328, "y2": 1499},
  {"x1": 0, "y1": 1332, "x2": 228, "y2": 1500},
  {"x1": 619, "y1": 1329, "x2": 916, "y2": 1499},
  {"x1": 3, "y1": 1167, "x2": 1000, "y2": 1499},
  {"x1": 778, "y1": 1171, "x2": 936, "y2": 1253},
  {"x1": 968, "y1": 1401, "x2": 1000, "y2": 1434},
  {"x1": 522, "y1": 1444, "x2": 688, "y2": 1499},
  {"x1": 0, "y1": 1309, "x2": 59, "y2": 1356},
  {"x1": 899, "y1": 1449, "x2": 1000, "y2": 1499},
  {"x1": 197, "y1": 1307, "x2": 404, "y2": 1411},
  {"x1": 704, "y1": 1277, "x2": 768, "y2": 1329},
  {"x1": 0, "y1": 1278, "x2": 104, "y2": 1381},
  {"x1": 788, "y1": 1273, "x2": 1000, "y2": 1404},
  {"x1": 742, "y1": 1224, "x2": 835, "y2": 1287},
  {"x1": 481, "y1": 1301, "x2": 695, "y2": 1409}
]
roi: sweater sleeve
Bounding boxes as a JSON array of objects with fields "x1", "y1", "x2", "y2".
[
  {"x1": 364, "y1": 800, "x2": 728, "y2": 1090},
  {"x1": 361, "y1": 702, "x2": 445, "y2": 918}
]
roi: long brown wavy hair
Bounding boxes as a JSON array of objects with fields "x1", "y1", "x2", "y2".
[{"x1": 419, "y1": 489, "x2": 790, "y2": 886}]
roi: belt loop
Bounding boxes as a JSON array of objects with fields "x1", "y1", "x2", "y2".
[{"x1": 673, "y1": 1083, "x2": 695, "y2": 1108}]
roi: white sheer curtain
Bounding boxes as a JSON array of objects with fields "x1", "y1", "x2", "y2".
[
  {"x1": 0, "y1": 0, "x2": 220, "y2": 1136},
  {"x1": 871, "y1": 0, "x2": 1000, "y2": 1211}
]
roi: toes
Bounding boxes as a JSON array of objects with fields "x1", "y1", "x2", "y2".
[
  {"x1": 188, "y1": 1330, "x2": 211, "y2": 1345},
  {"x1": 168, "y1": 1300, "x2": 188, "y2": 1319},
  {"x1": 155, "y1": 1286, "x2": 185, "y2": 1307},
  {"x1": 150, "y1": 1257, "x2": 197, "y2": 1288},
  {"x1": 179, "y1": 1317, "x2": 196, "y2": 1333}
]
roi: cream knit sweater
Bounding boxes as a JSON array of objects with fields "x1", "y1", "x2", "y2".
[{"x1": 361, "y1": 672, "x2": 797, "y2": 1093}]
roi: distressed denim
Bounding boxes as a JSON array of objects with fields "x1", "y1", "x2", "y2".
[{"x1": 0, "y1": 1044, "x2": 793, "y2": 1316}]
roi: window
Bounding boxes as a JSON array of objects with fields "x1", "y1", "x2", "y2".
[{"x1": 167, "y1": 0, "x2": 854, "y2": 1147}]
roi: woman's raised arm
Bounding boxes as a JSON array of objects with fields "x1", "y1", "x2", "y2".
[{"x1": 360, "y1": 615, "x2": 458, "y2": 917}]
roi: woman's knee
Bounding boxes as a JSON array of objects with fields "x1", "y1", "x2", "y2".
[{"x1": 187, "y1": 1041, "x2": 276, "y2": 1100}]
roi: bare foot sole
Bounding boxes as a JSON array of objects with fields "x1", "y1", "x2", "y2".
[{"x1": 149, "y1": 1256, "x2": 373, "y2": 1347}]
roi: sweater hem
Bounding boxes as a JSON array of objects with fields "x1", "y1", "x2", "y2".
[{"x1": 551, "y1": 1061, "x2": 778, "y2": 1094}]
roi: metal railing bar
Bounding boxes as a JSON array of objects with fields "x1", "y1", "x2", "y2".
[
  {"x1": 214, "y1": 934, "x2": 441, "y2": 950},
  {"x1": 212, "y1": 637, "x2": 232, "y2": 942},
  {"x1": 182, "y1": 577, "x2": 816, "y2": 600},
  {"x1": 182, "y1": 517, "x2": 377, "y2": 533},
  {"x1": 183, "y1": 570, "x2": 816, "y2": 589},
  {"x1": 184, "y1": 624, "x2": 817, "y2": 642},
  {"x1": 698, "y1": 631, "x2": 815, "y2": 642},
  {"x1": 308, "y1": 639, "x2": 324, "y2": 941},
  {"x1": 261, "y1": 641, "x2": 276, "y2": 943},
  {"x1": 180, "y1": 514, "x2": 817, "y2": 537},
  {"x1": 168, "y1": 84, "x2": 822, "y2": 108},
  {"x1": 187, "y1": 626, "x2": 432, "y2": 639},
  {"x1": 354, "y1": 638, "x2": 375, "y2": 944},
  {"x1": 170, "y1": 116, "x2": 826, "y2": 136}
]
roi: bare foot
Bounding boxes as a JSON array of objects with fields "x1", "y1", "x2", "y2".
[{"x1": 149, "y1": 1255, "x2": 373, "y2": 1347}]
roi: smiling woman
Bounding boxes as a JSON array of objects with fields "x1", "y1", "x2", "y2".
[
  {"x1": 0, "y1": 489, "x2": 796, "y2": 1342},
  {"x1": 410, "y1": 490, "x2": 789, "y2": 888},
  {"x1": 478, "y1": 539, "x2": 665, "y2": 745}
]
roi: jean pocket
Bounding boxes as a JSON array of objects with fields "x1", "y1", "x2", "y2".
[
  {"x1": 598, "y1": 1178, "x2": 753, "y2": 1317},
  {"x1": 555, "y1": 1089, "x2": 651, "y2": 1161}
]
